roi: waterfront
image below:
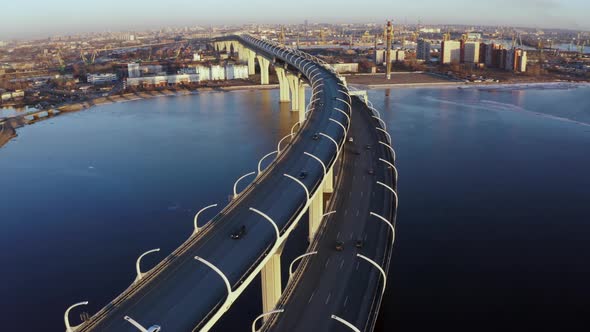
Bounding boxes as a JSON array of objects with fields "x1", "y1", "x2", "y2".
[{"x1": 1, "y1": 85, "x2": 589, "y2": 331}]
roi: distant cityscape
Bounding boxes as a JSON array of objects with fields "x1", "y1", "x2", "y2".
[{"x1": 1, "y1": 22, "x2": 589, "y2": 111}]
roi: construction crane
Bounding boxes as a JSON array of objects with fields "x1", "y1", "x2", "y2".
[
  {"x1": 56, "y1": 50, "x2": 66, "y2": 72},
  {"x1": 443, "y1": 30, "x2": 451, "y2": 41},
  {"x1": 278, "y1": 26, "x2": 286, "y2": 46},
  {"x1": 385, "y1": 20, "x2": 393, "y2": 80},
  {"x1": 576, "y1": 33, "x2": 585, "y2": 58},
  {"x1": 80, "y1": 50, "x2": 88, "y2": 64}
]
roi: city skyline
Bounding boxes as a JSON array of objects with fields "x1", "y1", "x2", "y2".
[{"x1": 2, "y1": 0, "x2": 590, "y2": 40}]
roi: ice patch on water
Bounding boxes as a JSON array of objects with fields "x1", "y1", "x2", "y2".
[
  {"x1": 479, "y1": 100, "x2": 590, "y2": 127},
  {"x1": 422, "y1": 96, "x2": 590, "y2": 127}
]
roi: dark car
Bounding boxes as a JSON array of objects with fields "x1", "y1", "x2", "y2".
[
  {"x1": 231, "y1": 225, "x2": 246, "y2": 239},
  {"x1": 299, "y1": 171, "x2": 308, "y2": 179},
  {"x1": 312, "y1": 133, "x2": 320, "y2": 140},
  {"x1": 335, "y1": 241, "x2": 344, "y2": 251},
  {"x1": 355, "y1": 240, "x2": 363, "y2": 248}
]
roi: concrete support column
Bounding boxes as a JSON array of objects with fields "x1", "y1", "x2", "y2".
[
  {"x1": 308, "y1": 189, "x2": 324, "y2": 242},
  {"x1": 247, "y1": 49, "x2": 256, "y2": 75},
  {"x1": 275, "y1": 67, "x2": 290, "y2": 103},
  {"x1": 261, "y1": 245, "x2": 284, "y2": 314},
  {"x1": 298, "y1": 82, "x2": 306, "y2": 122},
  {"x1": 257, "y1": 55, "x2": 270, "y2": 85},
  {"x1": 324, "y1": 166, "x2": 334, "y2": 194},
  {"x1": 286, "y1": 73, "x2": 300, "y2": 112}
]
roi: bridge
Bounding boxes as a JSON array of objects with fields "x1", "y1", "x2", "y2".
[{"x1": 64, "y1": 34, "x2": 397, "y2": 332}]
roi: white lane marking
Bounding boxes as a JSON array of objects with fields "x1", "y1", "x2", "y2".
[
  {"x1": 344, "y1": 296, "x2": 349, "y2": 307},
  {"x1": 339, "y1": 259, "x2": 345, "y2": 270},
  {"x1": 356, "y1": 261, "x2": 360, "y2": 270},
  {"x1": 353, "y1": 175, "x2": 356, "y2": 181},
  {"x1": 344, "y1": 209, "x2": 348, "y2": 216},
  {"x1": 325, "y1": 258, "x2": 330, "y2": 268},
  {"x1": 360, "y1": 191, "x2": 364, "y2": 197},
  {"x1": 308, "y1": 291, "x2": 315, "y2": 303},
  {"x1": 350, "y1": 232, "x2": 354, "y2": 240},
  {"x1": 364, "y1": 233, "x2": 368, "y2": 241},
  {"x1": 356, "y1": 210, "x2": 360, "y2": 217},
  {"x1": 325, "y1": 292, "x2": 331, "y2": 304},
  {"x1": 337, "y1": 231, "x2": 341, "y2": 239}
]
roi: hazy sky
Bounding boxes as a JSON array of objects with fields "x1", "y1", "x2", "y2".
[{"x1": 1, "y1": 0, "x2": 589, "y2": 40}]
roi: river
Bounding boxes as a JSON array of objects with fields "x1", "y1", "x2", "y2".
[{"x1": 1, "y1": 85, "x2": 589, "y2": 331}]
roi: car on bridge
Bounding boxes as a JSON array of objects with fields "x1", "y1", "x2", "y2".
[
  {"x1": 231, "y1": 225, "x2": 247, "y2": 239},
  {"x1": 335, "y1": 240, "x2": 344, "y2": 251}
]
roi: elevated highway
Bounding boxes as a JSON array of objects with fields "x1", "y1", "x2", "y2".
[
  {"x1": 66, "y1": 34, "x2": 397, "y2": 332},
  {"x1": 68, "y1": 35, "x2": 358, "y2": 332},
  {"x1": 262, "y1": 96, "x2": 397, "y2": 332}
]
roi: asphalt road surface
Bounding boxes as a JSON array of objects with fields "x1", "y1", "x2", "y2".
[{"x1": 266, "y1": 98, "x2": 396, "y2": 332}]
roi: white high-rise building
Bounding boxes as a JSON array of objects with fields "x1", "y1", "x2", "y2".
[
  {"x1": 417, "y1": 39, "x2": 431, "y2": 61},
  {"x1": 441, "y1": 40, "x2": 461, "y2": 64},
  {"x1": 463, "y1": 42, "x2": 480, "y2": 63}
]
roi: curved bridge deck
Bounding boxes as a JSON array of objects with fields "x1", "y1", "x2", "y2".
[{"x1": 77, "y1": 35, "x2": 353, "y2": 332}]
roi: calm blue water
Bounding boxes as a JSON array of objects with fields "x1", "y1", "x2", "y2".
[
  {"x1": 373, "y1": 85, "x2": 590, "y2": 331},
  {"x1": 0, "y1": 91, "x2": 299, "y2": 331},
  {"x1": 1, "y1": 85, "x2": 589, "y2": 331}
]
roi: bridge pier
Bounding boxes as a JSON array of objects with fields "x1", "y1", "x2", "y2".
[
  {"x1": 257, "y1": 55, "x2": 270, "y2": 85},
  {"x1": 298, "y1": 82, "x2": 306, "y2": 122},
  {"x1": 261, "y1": 244, "x2": 284, "y2": 315},
  {"x1": 247, "y1": 49, "x2": 256, "y2": 75},
  {"x1": 275, "y1": 67, "x2": 290, "y2": 103},
  {"x1": 286, "y1": 73, "x2": 300, "y2": 112},
  {"x1": 308, "y1": 187, "x2": 325, "y2": 243},
  {"x1": 324, "y1": 167, "x2": 334, "y2": 194}
]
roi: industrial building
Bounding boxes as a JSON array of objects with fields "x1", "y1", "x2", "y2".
[
  {"x1": 375, "y1": 48, "x2": 405, "y2": 65},
  {"x1": 127, "y1": 63, "x2": 140, "y2": 78},
  {"x1": 332, "y1": 63, "x2": 359, "y2": 73},
  {"x1": 87, "y1": 73, "x2": 118, "y2": 85},
  {"x1": 126, "y1": 64, "x2": 249, "y2": 88},
  {"x1": 225, "y1": 64, "x2": 249, "y2": 80}
]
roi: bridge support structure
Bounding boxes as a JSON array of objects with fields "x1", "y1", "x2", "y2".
[
  {"x1": 261, "y1": 244, "x2": 284, "y2": 315},
  {"x1": 257, "y1": 55, "x2": 270, "y2": 85},
  {"x1": 246, "y1": 49, "x2": 257, "y2": 75},
  {"x1": 308, "y1": 187, "x2": 325, "y2": 243},
  {"x1": 275, "y1": 67, "x2": 290, "y2": 103}
]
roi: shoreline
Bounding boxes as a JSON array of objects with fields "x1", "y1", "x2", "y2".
[
  {"x1": 349, "y1": 80, "x2": 590, "y2": 90},
  {"x1": 2, "y1": 80, "x2": 588, "y2": 149}
]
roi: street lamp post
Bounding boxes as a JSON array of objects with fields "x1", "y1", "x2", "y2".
[
  {"x1": 135, "y1": 248, "x2": 161, "y2": 283},
  {"x1": 330, "y1": 314, "x2": 361, "y2": 332},
  {"x1": 193, "y1": 203, "x2": 219, "y2": 235},
  {"x1": 64, "y1": 301, "x2": 89, "y2": 332},
  {"x1": 251, "y1": 309, "x2": 284, "y2": 332}
]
